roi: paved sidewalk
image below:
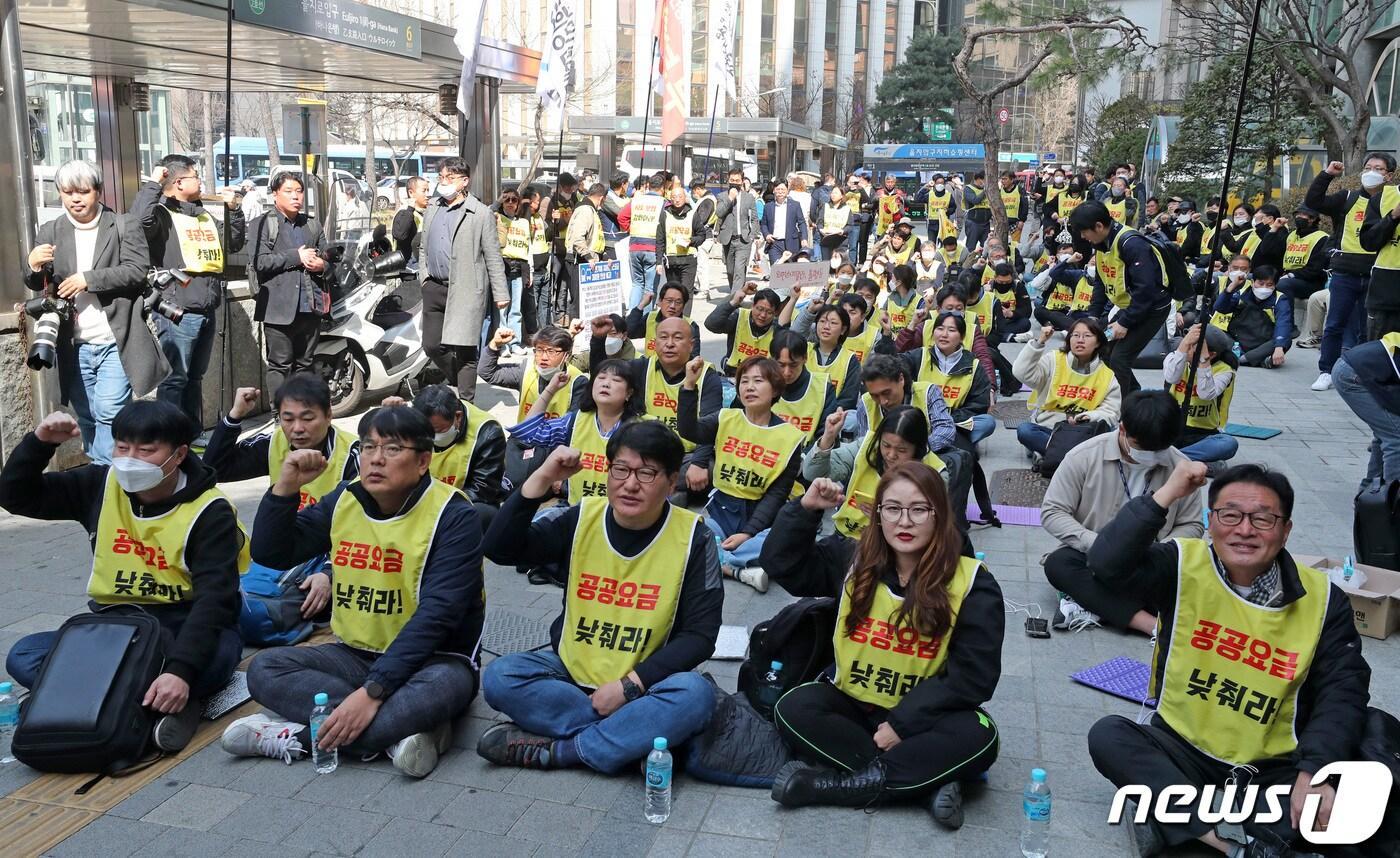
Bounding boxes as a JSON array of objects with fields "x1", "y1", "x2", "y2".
[{"x1": 1, "y1": 292, "x2": 1396, "y2": 857}]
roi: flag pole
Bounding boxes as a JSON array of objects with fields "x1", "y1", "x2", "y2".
[
  {"x1": 704, "y1": 84, "x2": 721, "y2": 183},
  {"x1": 640, "y1": 36, "x2": 659, "y2": 166}
]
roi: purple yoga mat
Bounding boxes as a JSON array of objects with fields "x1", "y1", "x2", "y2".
[
  {"x1": 967, "y1": 503, "x2": 1041, "y2": 527},
  {"x1": 1070, "y1": 656, "x2": 1157, "y2": 706}
]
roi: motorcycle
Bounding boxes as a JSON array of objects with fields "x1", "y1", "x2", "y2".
[{"x1": 311, "y1": 226, "x2": 429, "y2": 416}]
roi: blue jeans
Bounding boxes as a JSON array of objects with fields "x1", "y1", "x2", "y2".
[
  {"x1": 6, "y1": 621, "x2": 241, "y2": 697},
  {"x1": 504, "y1": 271, "x2": 525, "y2": 344},
  {"x1": 156, "y1": 312, "x2": 215, "y2": 427},
  {"x1": 1319, "y1": 272, "x2": 1367, "y2": 373},
  {"x1": 846, "y1": 224, "x2": 863, "y2": 261},
  {"x1": 703, "y1": 491, "x2": 768, "y2": 568},
  {"x1": 481, "y1": 650, "x2": 715, "y2": 774},
  {"x1": 969, "y1": 413, "x2": 997, "y2": 444},
  {"x1": 64, "y1": 340, "x2": 132, "y2": 464},
  {"x1": 629, "y1": 250, "x2": 658, "y2": 310},
  {"x1": 1178, "y1": 432, "x2": 1239, "y2": 464},
  {"x1": 1335, "y1": 357, "x2": 1400, "y2": 486},
  {"x1": 1016, "y1": 421, "x2": 1053, "y2": 456}
]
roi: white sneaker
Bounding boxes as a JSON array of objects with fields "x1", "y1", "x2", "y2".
[
  {"x1": 387, "y1": 721, "x2": 453, "y2": 778},
  {"x1": 1013, "y1": 331, "x2": 1035, "y2": 343},
  {"x1": 1052, "y1": 597, "x2": 1101, "y2": 632},
  {"x1": 736, "y1": 566, "x2": 770, "y2": 593},
  {"x1": 221, "y1": 714, "x2": 307, "y2": 765},
  {"x1": 1310, "y1": 372, "x2": 1333, "y2": 391}
]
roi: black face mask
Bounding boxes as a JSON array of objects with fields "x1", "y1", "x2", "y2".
[
  {"x1": 993, "y1": 280, "x2": 1014, "y2": 292},
  {"x1": 1295, "y1": 217, "x2": 1313, "y2": 232},
  {"x1": 730, "y1": 183, "x2": 741, "y2": 191}
]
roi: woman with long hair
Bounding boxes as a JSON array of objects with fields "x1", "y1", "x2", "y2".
[
  {"x1": 761, "y1": 462, "x2": 1003, "y2": 829},
  {"x1": 1012, "y1": 316, "x2": 1122, "y2": 457}
]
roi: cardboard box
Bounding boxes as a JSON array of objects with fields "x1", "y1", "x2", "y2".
[{"x1": 1295, "y1": 555, "x2": 1400, "y2": 640}]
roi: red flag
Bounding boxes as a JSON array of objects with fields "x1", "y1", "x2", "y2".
[{"x1": 657, "y1": 0, "x2": 687, "y2": 146}]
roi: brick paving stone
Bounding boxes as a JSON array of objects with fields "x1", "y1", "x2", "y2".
[
  {"x1": 357, "y1": 817, "x2": 464, "y2": 858},
  {"x1": 140, "y1": 784, "x2": 252, "y2": 831},
  {"x1": 281, "y1": 805, "x2": 390, "y2": 855}
]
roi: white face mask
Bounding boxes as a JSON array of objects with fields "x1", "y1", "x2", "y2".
[
  {"x1": 604, "y1": 336, "x2": 625, "y2": 355},
  {"x1": 1111, "y1": 187, "x2": 1125, "y2": 198},
  {"x1": 1057, "y1": 253, "x2": 1073, "y2": 264},
  {"x1": 1361, "y1": 170, "x2": 1385, "y2": 190},
  {"x1": 434, "y1": 424, "x2": 460, "y2": 447},
  {"x1": 1251, "y1": 286, "x2": 1275, "y2": 301},
  {"x1": 111, "y1": 452, "x2": 176, "y2": 493},
  {"x1": 436, "y1": 183, "x2": 457, "y2": 199},
  {"x1": 1176, "y1": 213, "x2": 1191, "y2": 225},
  {"x1": 1227, "y1": 269, "x2": 1247, "y2": 282},
  {"x1": 830, "y1": 256, "x2": 842, "y2": 271},
  {"x1": 1233, "y1": 214, "x2": 1249, "y2": 226},
  {"x1": 1085, "y1": 264, "x2": 1097, "y2": 280},
  {"x1": 1054, "y1": 177, "x2": 1065, "y2": 186},
  {"x1": 934, "y1": 183, "x2": 944, "y2": 192},
  {"x1": 1125, "y1": 446, "x2": 1166, "y2": 468},
  {"x1": 537, "y1": 363, "x2": 564, "y2": 381},
  {"x1": 920, "y1": 250, "x2": 935, "y2": 261},
  {"x1": 871, "y1": 265, "x2": 885, "y2": 276}
]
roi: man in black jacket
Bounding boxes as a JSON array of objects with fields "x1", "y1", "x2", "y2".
[
  {"x1": 476, "y1": 422, "x2": 721, "y2": 774},
  {"x1": 0, "y1": 402, "x2": 244, "y2": 753},
  {"x1": 390, "y1": 176, "x2": 431, "y2": 278},
  {"x1": 227, "y1": 406, "x2": 483, "y2": 778},
  {"x1": 1086, "y1": 462, "x2": 1370, "y2": 857},
  {"x1": 251, "y1": 172, "x2": 331, "y2": 395},
  {"x1": 132, "y1": 154, "x2": 246, "y2": 426}
]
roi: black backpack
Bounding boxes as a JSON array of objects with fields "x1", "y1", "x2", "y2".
[
  {"x1": 737, "y1": 597, "x2": 838, "y2": 713},
  {"x1": 1035, "y1": 419, "x2": 1110, "y2": 479},
  {"x1": 1355, "y1": 481, "x2": 1400, "y2": 572},
  {"x1": 1134, "y1": 230, "x2": 1194, "y2": 302},
  {"x1": 1358, "y1": 706, "x2": 1400, "y2": 855},
  {"x1": 13, "y1": 605, "x2": 167, "y2": 774}
]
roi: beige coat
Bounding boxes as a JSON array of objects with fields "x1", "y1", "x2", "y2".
[{"x1": 1012, "y1": 338, "x2": 1122, "y2": 428}]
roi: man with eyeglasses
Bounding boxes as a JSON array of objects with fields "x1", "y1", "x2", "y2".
[
  {"x1": 1086, "y1": 462, "x2": 1370, "y2": 857},
  {"x1": 475, "y1": 421, "x2": 722, "y2": 774},
  {"x1": 224, "y1": 405, "x2": 485, "y2": 778},
  {"x1": 623, "y1": 281, "x2": 701, "y2": 360}
]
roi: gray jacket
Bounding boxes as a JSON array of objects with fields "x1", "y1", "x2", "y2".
[
  {"x1": 26, "y1": 208, "x2": 169, "y2": 400},
  {"x1": 715, "y1": 189, "x2": 759, "y2": 244},
  {"x1": 422, "y1": 193, "x2": 508, "y2": 348}
]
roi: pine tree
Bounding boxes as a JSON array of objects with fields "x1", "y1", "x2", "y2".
[{"x1": 870, "y1": 29, "x2": 961, "y2": 143}]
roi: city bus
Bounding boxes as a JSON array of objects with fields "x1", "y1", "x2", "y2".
[{"x1": 211, "y1": 137, "x2": 424, "y2": 185}]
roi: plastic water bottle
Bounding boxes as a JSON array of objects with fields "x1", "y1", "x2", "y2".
[
  {"x1": 645, "y1": 737, "x2": 672, "y2": 823},
  {"x1": 1232, "y1": 341, "x2": 1243, "y2": 361},
  {"x1": 0, "y1": 682, "x2": 17, "y2": 764},
  {"x1": 975, "y1": 551, "x2": 986, "y2": 563},
  {"x1": 310, "y1": 692, "x2": 337, "y2": 774},
  {"x1": 752, "y1": 661, "x2": 785, "y2": 719},
  {"x1": 1021, "y1": 768, "x2": 1052, "y2": 857},
  {"x1": 1343, "y1": 555, "x2": 1356, "y2": 584}
]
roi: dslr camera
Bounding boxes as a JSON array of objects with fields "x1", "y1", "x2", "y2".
[
  {"x1": 22, "y1": 291, "x2": 71, "y2": 370},
  {"x1": 145, "y1": 270, "x2": 189, "y2": 324}
]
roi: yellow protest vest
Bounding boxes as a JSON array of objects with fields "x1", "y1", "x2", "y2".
[
  {"x1": 967, "y1": 189, "x2": 989, "y2": 212},
  {"x1": 1000, "y1": 187, "x2": 1022, "y2": 220},
  {"x1": 925, "y1": 286, "x2": 994, "y2": 344},
  {"x1": 643, "y1": 311, "x2": 693, "y2": 358},
  {"x1": 629, "y1": 193, "x2": 664, "y2": 240},
  {"x1": 500, "y1": 214, "x2": 532, "y2": 261},
  {"x1": 887, "y1": 238, "x2": 917, "y2": 266},
  {"x1": 1373, "y1": 187, "x2": 1400, "y2": 269},
  {"x1": 559, "y1": 498, "x2": 695, "y2": 688},
  {"x1": 725, "y1": 308, "x2": 775, "y2": 369},
  {"x1": 1038, "y1": 350, "x2": 1114, "y2": 416},
  {"x1": 89, "y1": 469, "x2": 249, "y2": 605},
  {"x1": 1097, "y1": 226, "x2": 1165, "y2": 310},
  {"x1": 429, "y1": 400, "x2": 497, "y2": 490},
  {"x1": 1155, "y1": 540, "x2": 1326, "y2": 764},
  {"x1": 816, "y1": 347, "x2": 858, "y2": 394},
  {"x1": 773, "y1": 370, "x2": 829, "y2": 441},
  {"x1": 713, "y1": 409, "x2": 804, "y2": 501},
  {"x1": 1169, "y1": 360, "x2": 1235, "y2": 432},
  {"x1": 1208, "y1": 275, "x2": 1239, "y2": 329},
  {"x1": 831, "y1": 556, "x2": 979, "y2": 708},
  {"x1": 886, "y1": 292, "x2": 922, "y2": 333},
  {"x1": 938, "y1": 247, "x2": 961, "y2": 269},
  {"x1": 1105, "y1": 198, "x2": 1128, "y2": 224},
  {"x1": 268, "y1": 424, "x2": 358, "y2": 510},
  {"x1": 917, "y1": 349, "x2": 979, "y2": 409},
  {"x1": 163, "y1": 208, "x2": 224, "y2": 274},
  {"x1": 1339, "y1": 192, "x2": 1371, "y2": 255},
  {"x1": 567, "y1": 412, "x2": 617, "y2": 501},
  {"x1": 1241, "y1": 229, "x2": 1262, "y2": 260},
  {"x1": 664, "y1": 207, "x2": 695, "y2": 256},
  {"x1": 519, "y1": 362, "x2": 583, "y2": 421},
  {"x1": 844, "y1": 322, "x2": 879, "y2": 364},
  {"x1": 1044, "y1": 276, "x2": 1094, "y2": 314},
  {"x1": 644, "y1": 357, "x2": 707, "y2": 452},
  {"x1": 1057, "y1": 193, "x2": 1084, "y2": 218},
  {"x1": 1282, "y1": 230, "x2": 1325, "y2": 273},
  {"x1": 1045, "y1": 184, "x2": 1064, "y2": 205},
  {"x1": 877, "y1": 193, "x2": 902, "y2": 235},
  {"x1": 861, "y1": 381, "x2": 934, "y2": 429},
  {"x1": 824, "y1": 205, "x2": 852, "y2": 233},
  {"x1": 328, "y1": 479, "x2": 456, "y2": 654},
  {"x1": 832, "y1": 433, "x2": 945, "y2": 539},
  {"x1": 927, "y1": 189, "x2": 953, "y2": 217},
  {"x1": 529, "y1": 214, "x2": 550, "y2": 256},
  {"x1": 589, "y1": 209, "x2": 607, "y2": 255}
]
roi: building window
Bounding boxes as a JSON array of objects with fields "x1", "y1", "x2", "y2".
[{"x1": 1369, "y1": 39, "x2": 1400, "y2": 117}]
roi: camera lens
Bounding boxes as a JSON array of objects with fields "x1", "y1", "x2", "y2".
[{"x1": 26, "y1": 311, "x2": 63, "y2": 370}]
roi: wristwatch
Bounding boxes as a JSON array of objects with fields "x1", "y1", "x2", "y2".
[
  {"x1": 363, "y1": 680, "x2": 386, "y2": 700},
  {"x1": 620, "y1": 676, "x2": 644, "y2": 703}
]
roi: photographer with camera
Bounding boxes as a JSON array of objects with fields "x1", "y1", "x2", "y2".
[
  {"x1": 132, "y1": 154, "x2": 246, "y2": 427},
  {"x1": 24, "y1": 159, "x2": 165, "y2": 464}
]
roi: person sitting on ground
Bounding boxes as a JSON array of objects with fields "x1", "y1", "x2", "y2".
[
  {"x1": 475, "y1": 422, "x2": 721, "y2": 774},
  {"x1": 203, "y1": 374, "x2": 359, "y2": 510},
  {"x1": 881, "y1": 263, "x2": 926, "y2": 336},
  {"x1": 678, "y1": 356, "x2": 805, "y2": 592},
  {"x1": 225, "y1": 406, "x2": 484, "y2": 778},
  {"x1": 981, "y1": 263, "x2": 1030, "y2": 396},
  {"x1": 0, "y1": 402, "x2": 244, "y2": 753},
  {"x1": 1162, "y1": 324, "x2": 1240, "y2": 466},
  {"x1": 381, "y1": 384, "x2": 506, "y2": 528},
  {"x1": 769, "y1": 330, "x2": 838, "y2": 447},
  {"x1": 782, "y1": 299, "x2": 864, "y2": 410},
  {"x1": 761, "y1": 464, "x2": 1003, "y2": 830},
  {"x1": 1086, "y1": 462, "x2": 1370, "y2": 858},
  {"x1": 1041, "y1": 391, "x2": 1203, "y2": 634},
  {"x1": 625, "y1": 281, "x2": 701, "y2": 359},
  {"x1": 1030, "y1": 249, "x2": 1097, "y2": 334},
  {"x1": 797, "y1": 289, "x2": 888, "y2": 363},
  {"x1": 897, "y1": 284, "x2": 999, "y2": 391},
  {"x1": 479, "y1": 324, "x2": 589, "y2": 485},
  {"x1": 1013, "y1": 318, "x2": 1122, "y2": 457},
  {"x1": 705, "y1": 281, "x2": 782, "y2": 377},
  {"x1": 568, "y1": 312, "x2": 635, "y2": 371},
  {"x1": 918, "y1": 310, "x2": 999, "y2": 526},
  {"x1": 1213, "y1": 264, "x2": 1293, "y2": 369}
]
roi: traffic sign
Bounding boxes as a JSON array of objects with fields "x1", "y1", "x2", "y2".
[
  {"x1": 996, "y1": 107, "x2": 1010, "y2": 124},
  {"x1": 922, "y1": 119, "x2": 953, "y2": 142},
  {"x1": 1042, "y1": 152, "x2": 1058, "y2": 162}
]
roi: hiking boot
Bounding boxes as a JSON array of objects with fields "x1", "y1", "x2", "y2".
[
  {"x1": 220, "y1": 714, "x2": 308, "y2": 764},
  {"x1": 928, "y1": 780, "x2": 964, "y2": 830},
  {"x1": 476, "y1": 722, "x2": 554, "y2": 768},
  {"x1": 1309, "y1": 372, "x2": 1333, "y2": 391},
  {"x1": 770, "y1": 760, "x2": 886, "y2": 808},
  {"x1": 736, "y1": 566, "x2": 769, "y2": 593},
  {"x1": 1052, "y1": 596, "x2": 1101, "y2": 632},
  {"x1": 388, "y1": 721, "x2": 453, "y2": 778},
  {"x1": 152, "y1": 701, "x2": 203, "y2": 753}
]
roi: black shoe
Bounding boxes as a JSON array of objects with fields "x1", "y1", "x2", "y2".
[
  {"x1": 476, "y1": 722, "x2": 554, "y2": 768},
  {"x1": 969, "y1": 512, "x2": 1002, "y2": 529},
  {"x1": 928, "y1": 780, "x2": 963, "y2": 830},
  {"x1": 1129, "y1": 805, "x2": 1165, "y2": 856},
  {"x1": 1241, "y1": 830, "x2": 1321, "y2": 858},
  {"x1": 152, "y1": 701, "x2": 202, "y2": 753},
  {"x1": 770, "y1": 760, "x2": 886, "y2": 808},
  {"x1": 526, "y1": 566, "x2": 565, "y2": 587}
]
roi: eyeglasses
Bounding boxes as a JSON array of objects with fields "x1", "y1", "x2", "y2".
[
  {"x1": 534, "y1": 347, "x2": 567, "y2": 358},
  {"x1": 876, "y1": 504, "x2": 934, "y2": 524},
  {"x1": 1210, "y1": 508, "x2": 1285, "y2": 531},
  {"x1": 360, "y1": 441, "x2": 427, "y2": 458},
  {"x1": 607, "y1": 463, "x2": 661, "y2": 484}
]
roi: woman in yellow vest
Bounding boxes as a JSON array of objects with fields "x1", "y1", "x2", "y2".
[
  {"x1": 806, "y1": 304, "x2": 865, "y2": 409},
  {"x1": 816, "y1": 185, "x2": 856, "y2": 258},
  {"x1": 521, "y1": 188, "x2": 554, "y2": 337},
  {"x1": 882, "y1": 263, "x2": 926, "y2": 338},
  {"x1": 1162, "y1": 324, "x2": 1239, "y2": 465},
  {"x1": 1045, "y1": 179, "x2": 1085, "y2": 229},
  {"x1": 1012, "y1": 318, "x2": 1122, "y2": 456},
  {"x1": 1219, "y1": 203, "x2": 1258, "y2": 259},
  {"x1": 1104, "y1": 176, "x2": 1139, "y2": 226},
  {"x1": 763, "y1": 463, "x2": 1002, "y2": 827},
  {"x1": 919, "y1": 311, "x2": 998, "y2": 526},
  {"x1": 509, "y1": 358, "x2": 640, "y2": 503},
  {"x1": 1033, "y1": 252, "x2": 1097, "y2": 332},
  {"x1": 494, "y1": 190, "x2": 533, "y2": 348},
  {"x1": 873, "y1": 222, "x2": 920, "y2": 268},
  {"x1": 678, "y1": 355, "x2": 805, "y2": 592},
  {"x1": 1086, "y1": 463, "x2": 1369, "y2": 854},
  {"x1": 704, "y1": 281, "x2": 783, "y2": 378},
  {"x1": 403, "y1": 384, "x2": 507, "y2": 519}
]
